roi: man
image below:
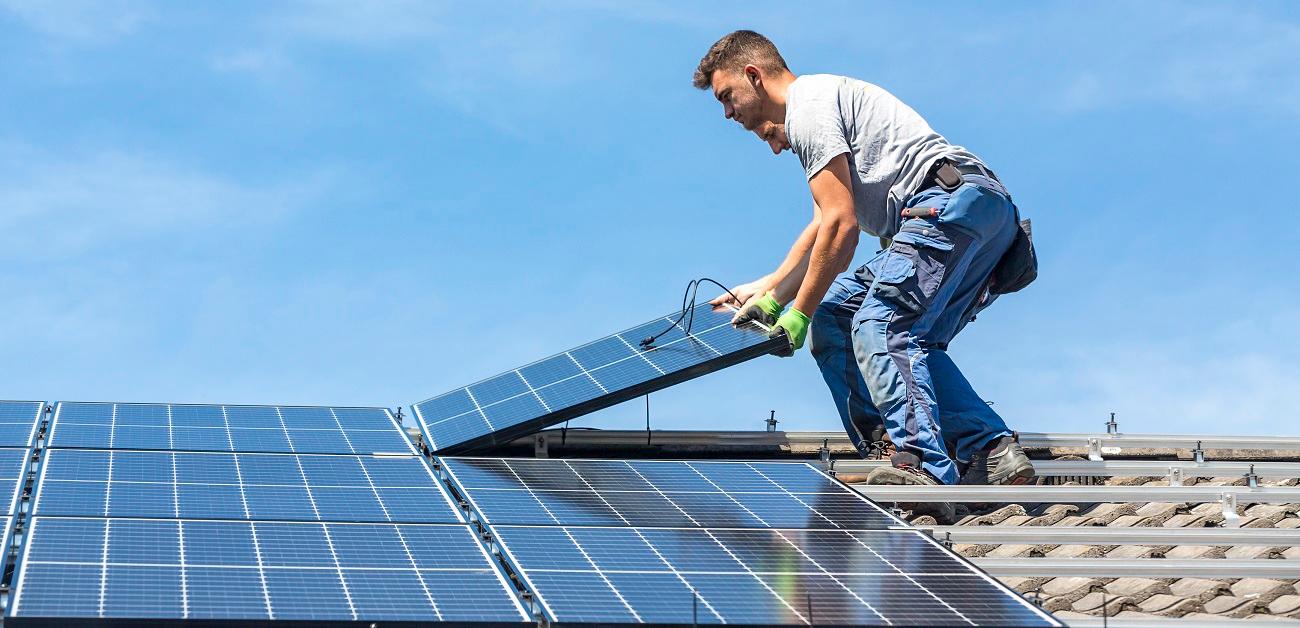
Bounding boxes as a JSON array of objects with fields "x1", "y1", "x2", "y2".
[{"x1": 697, "y1": 31, "x2": 1035, "y2": 510}]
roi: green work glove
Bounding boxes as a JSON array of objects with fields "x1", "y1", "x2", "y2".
[
  {"x1": 769, "y1": 307, "x2": 810, "y2": 357},
  {"x1": 734, "y1": 292, "x2": 783, "y2": 327}
]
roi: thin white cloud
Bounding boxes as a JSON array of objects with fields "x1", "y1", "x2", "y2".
[
  {"x1": 0, "y1": 0, "x2": 149, "y2": 43},
  {"x1": 0, "y1": 144, "x2": 332, "y2": 260},
  {"x1": 1047, "y1": 3, "x2": 1300, "y2": 114}
]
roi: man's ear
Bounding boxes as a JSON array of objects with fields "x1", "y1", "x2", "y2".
[{"x1": 744, "y1": 64, "x2": 762, "y2": 89}]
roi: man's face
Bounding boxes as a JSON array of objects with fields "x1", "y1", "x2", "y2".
[{"x1": 711, "y1": 67, "x2": 789, "y2": 154}]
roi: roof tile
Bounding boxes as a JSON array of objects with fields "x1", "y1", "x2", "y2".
[
  {"x1": 1105, "y1": 545, "x2": 1160, "y2": 559},
  {"x1": 1046, "y1": 544, "x2": 1110, "y2": 558},
  {"x1": 1202, "y1": 594, "x2": 1261, "y2": 618},
  {"x1": 1165, "y1": 545, "x2": 1228, "y2": 559},
  {"x1": 1072, "y1": 591, "x2": 1132, "y2": 615},
  {"x1": 1266, "y1": 594, "x2": 1300, "y2": 617},
  {"x1": 1225, "y1": 544, "x2": 1287, "y2": 560},
  {"x1": 1104, "y1": 577, "x2": 1171, "y2": 603},
  {"x1": 1230, "y1": 578, "x2": 1296, "y2": 604},
  {"x1": 1164, "y1": 512, "x2": 1223, "y2": 527},
  {"x1": 1169, "y1": 578, "x2": 1232, "y2": 603},
  {"x1": 1138, "y1": 593, "x2": 1204, "y2": 617}
]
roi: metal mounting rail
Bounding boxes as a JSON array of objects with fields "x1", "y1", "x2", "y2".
[
  {"x1": 855, "y1": 484, "x2": 1300, "y2": 503},
  {"x1": 505, "y1": 429, "x2": 1300, "y2": 456},
  {"x1": 1017, "y1": 432, "x2": 1300, "y2": 451},
  {"x1": 974, "y1": 557, "x2": 1300, "y2": 579},
  {"x1": 919, "y1": 525, "x2": 1300, "y2": 546},
  {"x1": 832, "y1": 458, "x2": 1300, "y2": 478}
]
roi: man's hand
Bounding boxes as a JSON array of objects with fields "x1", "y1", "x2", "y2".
[
  {"x1": 709, "y1": 279, "x2": 764, "y2": 310},
  {"x1": 733, "y1": 292, "x2": 782, "y2": 326},
  {"x1": 768, "y1": 307, "x2": 810, "y2": 357}
]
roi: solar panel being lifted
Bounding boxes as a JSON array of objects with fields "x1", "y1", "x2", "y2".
[{"x1": 415, "y1": 303, "x2": 784, "y2": 453}]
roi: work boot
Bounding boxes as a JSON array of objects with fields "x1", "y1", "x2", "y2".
[
  {"x1": 960, "y1": 435, "x2": 1036, "y2": 486},
  {"x1": 866, "y1": 453, "x2": 956, "y2": 522}
]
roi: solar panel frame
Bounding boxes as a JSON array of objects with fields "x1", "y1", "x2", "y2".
[
  {"x1": 7, "y1": 517, "x2": 531, "y2": 622},
  {"x1": 0, "y1": 400, "x2": 44, "y2": 449},
  {"x1": 413, "y1": 303, "x2": 786, "y2": 454},
  {"x1": 30, "y1": 449, "x2": 463, "y2": 523},
  {"x1": 47, "y1": 401, "x2": 414, "y2": 455}
]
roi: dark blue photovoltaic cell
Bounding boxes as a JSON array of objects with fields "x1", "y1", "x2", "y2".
[
  {"x1": 34, "y1": 449, "x2": 460, "y2": 523},
  {"x1": 0, "y1": 401, "x2": 42, "y2": 448},
  {"x1": 492, "y1": 525, "x2": 1057, "y2": 626},
  {"x1": 48, "y1": 402, "x2": 413, "y2": 455},
  {"x1": 442, "y1": 458, "x2": 896, "y2": 530},
  {"x1": 0, "y1": 447, "x2": 29, "y2": 514},
  {"x1": 10, "y1": 517, "x2": 528, "y2": 622},
  {"x1": 415, "y1": 303, "x2": 782, "y2": 452}
]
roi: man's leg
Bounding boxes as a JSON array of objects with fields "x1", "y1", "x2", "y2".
[
  {"x1": 810, "y1": 274, "x2": 886, "y2": 458},
  {"x1": 851, "y1": 179, "x2": 1020, "y2": 485}
]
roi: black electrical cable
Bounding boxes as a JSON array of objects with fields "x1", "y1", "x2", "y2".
[{"x1": 638, "y1": 278, "x2": 745, "y2": 349}]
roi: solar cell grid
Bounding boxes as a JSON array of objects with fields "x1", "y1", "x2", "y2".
[
  {"x1": 48, "y1": 402, "x2": 413, "y2": 455},
  {"x1": 33, "y1": 449, "x2": 461, "y2": 523},
  {"x1": 10, "y1": 517, "x2": 529, "y2": 622},
  {"x1": 0, "y1": 400, "x2": 43, "y2": 448},
  {"x1": 442, "y1": 458, "x2": 896, "y2": 530},
  {"x1": 0, "y1": 447, "x2": 30, "y2": 515},
  {"x1": 491, "y1": 525, "x2": 1057, "y2": 626},
  {"x1": 415, "y1": 303, "x2": 784, "y2": 453}
]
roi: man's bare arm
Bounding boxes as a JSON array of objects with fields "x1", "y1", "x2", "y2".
[{"x1": 790, "y1": 154, "x2": 858, "y2": 317}]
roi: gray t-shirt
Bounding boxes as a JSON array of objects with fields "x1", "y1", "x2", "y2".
[{"x1": 785, "y1": 74, "x2": 982, "y2": 238}]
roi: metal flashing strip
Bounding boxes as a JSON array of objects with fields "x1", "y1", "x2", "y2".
[
  {"x1": 974, "y1": 557, "x2": 1300, "y2": 579},
  {"x1": 919, "y1": 525, "x2": 1300, "y2": 546},
  {"x1": 832, "y1": 458, "x2": 1300, "y2": 478},
  {"x1": 856, "y1": 484, "x2": 1300, "y2": 503},
  {"x1": 505, "y1": 429, "x2": 1300, "y2": 456}
]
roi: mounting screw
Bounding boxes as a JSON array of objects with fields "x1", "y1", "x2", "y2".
[
  {"x1": 1246, "y1": 464, "x2": 1259, "y2": 489},
  {"x1": 1106, "y1": 412, "x2": 1118, "y2": 435},
  {"x1": 766, "y1": 410, "x2": 778, "y2": 432},
  {"x1": 1193, "y1": 440, "x2": 1205, "y2": 464},
  {"x1": 819, "y1": 439, "x2": 831, "y2": 465}
]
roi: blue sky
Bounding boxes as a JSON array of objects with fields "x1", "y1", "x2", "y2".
[{"x1": 2, "y1": 1, "x2": 1299, "y2": 438}]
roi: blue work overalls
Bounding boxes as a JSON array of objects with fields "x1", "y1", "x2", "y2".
[{"x1": 809, "y1": 173, "x2": 1019, "y2": 484}]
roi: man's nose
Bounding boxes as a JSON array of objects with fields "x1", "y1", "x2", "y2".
[{"x1": 723, "y1": 103, "x2": 735, "y2": 119}]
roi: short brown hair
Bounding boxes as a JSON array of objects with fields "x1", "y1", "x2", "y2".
[{"x1": 693, "y1": 30, "x2": 789, "y2": 90}]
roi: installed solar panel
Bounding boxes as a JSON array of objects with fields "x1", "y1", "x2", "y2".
[
  {"x1": 491, "y1": 525, "x2": 1055, "y2": 625},
  {"x1": 33, "y1": 449, "x2": 461, "y2": 523},
  {"x1": 444, "y1": 458, "x2": 1059, "y2": 627},
  {"x1": 9, "y1": 517, "x2": 529, "y2": 622},
  {"x1": 0, "y1": 400, "x2": 43, "y2": 448},
  {"x1": 0, "y1": 447, "x2": 30, "y2": 515},
  {"x1": 442, "y1": 458, "x2": 896, "y2": 529},
  {"x1": 414, "y1": 303, "x2": 784, "y2": 453},
  {"x1": 48, "y1": 402, "x2": 413, "y2": 455}
]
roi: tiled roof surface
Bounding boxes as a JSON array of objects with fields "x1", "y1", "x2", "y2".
[
  {"x1": 476, "y1": 428, "x2": 1300, "y2": 625},
  {"x1": 904, "y1": 467, "x2": 1300, "y2": 622}
]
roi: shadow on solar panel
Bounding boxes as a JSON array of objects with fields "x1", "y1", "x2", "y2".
[{"x1": 414, "y1": 303, "x2": 784, "y2": 453}]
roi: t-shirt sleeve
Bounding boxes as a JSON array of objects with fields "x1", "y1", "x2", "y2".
[{"x1": 787, "y1": 84, "x2": 850, "y2": 181}]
